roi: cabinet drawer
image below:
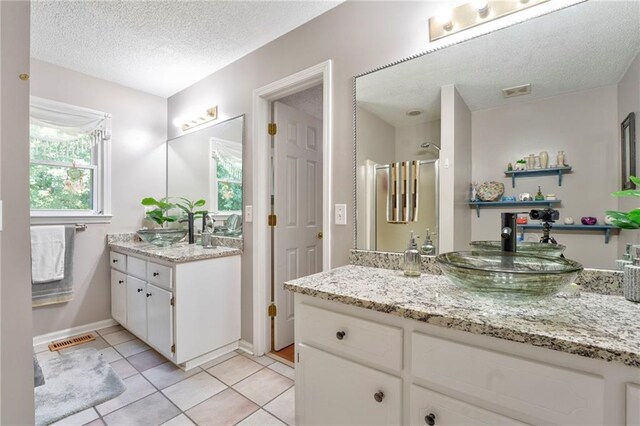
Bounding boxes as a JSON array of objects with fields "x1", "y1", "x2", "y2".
[
  {"x1": 411, "y1": 332, "x2": 604, "y2": 425},
  {"x1": 298, "y1": 304, "x2": 402, "y2": 371},
  {"x1": 410, "y1": 385, "x2": 527, "y2": 426},
  {"x1": 127, "y1": 255, "x2": 146, "y2": 280},
  {"x1": 297, "y1": 344, "x2": 401, "y2": 425},
  {"x1": 110, "y1": 251, "x2": 127, "y2": 272},
  {"x1": 147, "y1": 262, "x2": 172, "y2": 289}
]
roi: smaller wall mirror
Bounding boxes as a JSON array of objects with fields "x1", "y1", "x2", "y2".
[{"x1": 167, "y1": 115, "x2": 244, "y2": 239}]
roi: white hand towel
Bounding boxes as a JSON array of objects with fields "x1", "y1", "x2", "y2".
[{"x1": 31, "y1": 226, "x2": 66, "y2": 283}]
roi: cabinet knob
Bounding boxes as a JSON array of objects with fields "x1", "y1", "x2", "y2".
[
  {"x1": 424, "y1": 413, "x2": 436, "y2": 426},
  {"x1": 153, "y1": 272, "x2": 159, "y2": 277},
  {"x1": 112, "y1": 259, "x2": 118, "y2": 263},
  {"x1": 146, "y1": 293, "x2": 152, "y2": 297},
  {"x1": 336, "y1": 331, "x2": 346, "y2": 340},
  {"x1": 137, "y1": 288, "x2": 143, "y2": 293},
  {"x1": 118, "y1": 280, "x2": 124, "y2": 284},
  {"x1": 373, "y1": 391, "x2": 384, "y2": 403}
]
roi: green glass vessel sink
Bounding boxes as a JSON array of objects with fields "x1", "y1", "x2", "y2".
[
  {"x1": 470, "y1": 241, "x2": 566, "y2": 257},
  {"x1": 137, "y1": 228, "x2": 188, "y2": 247},
  {"x1": 436, "y1": 251, "x2": 583, "y2": 301}
]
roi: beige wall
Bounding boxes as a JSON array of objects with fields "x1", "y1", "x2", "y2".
[
  {"x1": 167, "y1": 1, "x2": 448, "y2": 343},
  {"x1": 440, "y1": 85, "x2": 472, "y2": 252},
  {"x1": 1, "y1": 1, "x2": 35, "y2": 423},
  {"x1": 617, "y1": 52, "x2": 640, "y2": 257},
  {"x1": 471, "y1": 85, "x2": 619, "y2": 268},
  {"x1": 30, "y1": 60, "x2": 167, "y2": 336}
]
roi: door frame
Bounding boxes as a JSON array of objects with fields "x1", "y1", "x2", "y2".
[{"x1": 252, "y1": 60, "x2": 332, "y2": 356}]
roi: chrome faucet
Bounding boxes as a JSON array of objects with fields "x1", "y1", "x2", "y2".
[{"x1": 501, "y1": 212, "x2": 518, "y2": 252}]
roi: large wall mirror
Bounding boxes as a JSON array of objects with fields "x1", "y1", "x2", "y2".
[
  {"x1": 355, "y1": 1, "x2": 640, "y2": 269},
  {"x1": 167, "y1": 115, "x2": 244, "y2": 239}
]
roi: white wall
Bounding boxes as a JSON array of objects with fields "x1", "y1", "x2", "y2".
[
  {"x1": 0, "y1": 1, "x2": 35, "y2": 422},
  {"x1": 440, "y1": 85, "x2": 472, "y2": 252},
  {"x1": 395, "y1": 119, "x2": 440, "y2": 162},
  {"x1": 30, "y1": 59, "x2": 167, "y2": 336},
  {"x1": 167, "y1": 1, "x2": 449, "y2": 343},
  {"x1": 617, "y1": 52, "x2": 640, "y2": 257},
  {"x1": 471, "y1": 85, "x2": 619, "y2": 269}
]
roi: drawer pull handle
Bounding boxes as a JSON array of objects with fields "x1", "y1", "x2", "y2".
[
  {"x1": 112, "y1": 259, "x2": 118, "y2": 263},
  {"x1": 373, "y1": 391, "x2": 384, "y2": 403},
  {"x1": 336, "y1": 331, "x2": 346, "y2": 340},
  {"x1": 153, "y1": 272, "x2": 160, "y2": 277},
  {"x1": 137, "y1": 288, "x2": 143, "y2": 293},
  {"x1": 424, "y1": 413, "x2": 436, "y2": 426},
  {"x1": 146, "y1": 293, "x2": 152, "y2": 297},
  {"x1": 118, "y1": 280, "x2": 124, "y2": 284}
]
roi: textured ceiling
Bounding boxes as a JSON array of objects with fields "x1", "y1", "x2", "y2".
[
  {"x1": 357, "y1": 1, "x2": 640, "y2": 127},
  {"x1": 278, "y1": 84, "x2": 323, "y2": 119},
  {"x1": 31, "y1": 1, "x2": 342, "y2": 97}
]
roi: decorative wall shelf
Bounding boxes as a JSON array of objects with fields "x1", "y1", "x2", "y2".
[
  {"x1": 504, "y1": 166, "x2": 572, "y2": 188},
  {"x1": 469, "y1": 200, "x2": 561, "y2": 218},
  {"x1": 518, "y1": 224, "x2": 619, "y2": 244}
]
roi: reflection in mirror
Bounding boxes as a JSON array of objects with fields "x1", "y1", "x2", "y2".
[
  {"x1": 355, "y1": 1, "x2": 640, "y2": 269},
  {"x1": 167, "y1": 115, "x2": 244, "y2": 239}
]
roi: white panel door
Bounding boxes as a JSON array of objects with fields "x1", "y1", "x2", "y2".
[
  {"x1": 146, "y1": 283, "x2": 173, "y2": 358},
  {"x1": 110, "y1": 270, "x2": 127, "y2": 326},
  {"x1": 126, "y1": 275, "x2": 147, "y2": 339},
  {"x1": 273, "y1": 101, "x2": 323, "y2": 351},
  {"x1": 297, "y1": 344, "x2": 402, "y2": 425}
]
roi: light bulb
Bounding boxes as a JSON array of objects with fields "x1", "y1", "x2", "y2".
[
  {"x1": 473, "y1": 0, "x2": 490, "y2": 18},
  {"x1": 435, "y1": 9, "x2": 453, "y2": 31}
]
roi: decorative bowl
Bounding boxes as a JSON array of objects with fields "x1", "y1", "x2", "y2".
[
  {"x1": 476, "y1": 181, "x2": 505, "y2": 202},
  {"x1": 137, "y1": 228, "x2": 188, "y2": 247},
  {"x1": 581, "y1": 217, "x2": 597, "y2": 225},
  {"x1": 469, "y1": 241, "x2": 566, "y2": 257},
  {"x1": 436, "y1": 251, "x2": 583, "y2": 301}
]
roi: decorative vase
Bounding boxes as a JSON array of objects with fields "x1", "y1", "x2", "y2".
[
  {"x1": 527, "y1": 154, "x2": 537, "y2": 170},
  {"x1": 539, "y1": 151, "x2": 549, "y2": 169},
  {"x1": 581, "y1": 217, "x2": 597, "y2": 225},
  {"x1": 557, "y1": 151, "x2": 566, "y2": 167},
  {"x1": 187, "y1": 212, "x2": 195, "y2": 244}
]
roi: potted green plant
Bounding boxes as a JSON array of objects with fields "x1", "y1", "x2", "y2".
[
  {"x1": 137, "y1": 197, "x2": 187, "y2": 247},
  {"x1": 606, "y1": 176, "x2": 640, "y2": 229},
  {"x1": 172, "y1": 197, "x2": 208, "y2": 244}
]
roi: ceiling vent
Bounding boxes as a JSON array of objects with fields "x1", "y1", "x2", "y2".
[{"x1": 502, "y1": 84, "x2": 532, "y2": 98}]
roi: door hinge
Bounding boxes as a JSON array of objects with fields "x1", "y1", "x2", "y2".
[
  {"x1": 268, "y1": 303, "x2": 277, "y2": 317},
  {"x1": 171, "y1": 343, "x2": 176, "y2": 353},
  {"x1": 170, "y1": 296, "x2": 175, "y2": 306},
  {"x1": 268, "y1": 122, "x2": 277, "y2": 136},
  {"x1": 268, "y1": 214, "x2": 277, "y2": 227},
  {"x1": 297, "y1": 352, "x2": 300, "y2": 363}
]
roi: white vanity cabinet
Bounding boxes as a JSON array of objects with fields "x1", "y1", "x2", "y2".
[
  {"x1": 110, "y1": 250, "x2": 241, "y2": 369},
  {"x1": 295, "y1": 294, "x2": 640, "y2": 426}
]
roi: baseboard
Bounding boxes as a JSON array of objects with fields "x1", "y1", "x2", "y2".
[
  {"x1": 33, "y1": 318, "x2": 118, "y2": 346},
  {"x1": 238, "y1": 339, "x2": 254, "y2": 355}
]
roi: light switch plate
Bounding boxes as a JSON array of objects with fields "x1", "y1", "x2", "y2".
[
  {"x1": 245, "y1": 205, "x2": 253, "y2": 223},
  {"x1": 335, "y1": 204, "x2": 347, "y2": 225}
]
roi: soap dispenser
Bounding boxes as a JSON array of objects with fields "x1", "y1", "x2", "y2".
[
  {"x1": 623, "y1": 247, "x2": 640, "y2": 302},
  {"x1": 617, "y1": 243, "x2": 634, "y2": 271},
  {"x1": 403, "y1": 231, "x2": 421, "y2": 277},
  {"x1": 420, "y1": 228, "x2": 436, "y2": 255}
]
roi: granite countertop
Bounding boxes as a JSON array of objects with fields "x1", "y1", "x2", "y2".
[
  {"x1": 285, "y1": 265, "x2": 640, "y2": 368},
  {"x1": 109, "y1": 240, "x2": 242, "y2": 263}
]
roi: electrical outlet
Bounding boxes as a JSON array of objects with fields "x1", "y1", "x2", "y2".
[
  {"x1": 335, "y1": 204, "x2": 347, "y2": 225},
  {"x1": 245, "y1": 205, "x2": 253, "y2": 223}
]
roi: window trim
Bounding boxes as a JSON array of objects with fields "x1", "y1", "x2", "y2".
[{"x1": 29, "y1": 98, "x2": 112, "y2": 225}]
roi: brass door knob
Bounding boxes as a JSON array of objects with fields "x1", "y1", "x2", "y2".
[{"x1": 317, "y1": 232, "x2": 323, "y2": 240}]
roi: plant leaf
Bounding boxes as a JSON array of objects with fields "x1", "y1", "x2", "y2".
[
  {"x1": 141, "y1": 197, "x2": 160, "y2": 206},
  {"x1": 631, "y1": 176, "x2": 640, "y2": 186},
  {"x1": 194, "y1": 199, "x2": 206, "y2": 207},
  {"x1": 605, "y1": 210, "x2": 640, "y2": 229},
  {"x1": 612, "y1": 189, "x2": 640, "y2": 197}
]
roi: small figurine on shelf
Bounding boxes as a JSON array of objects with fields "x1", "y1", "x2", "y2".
[
  {"x1": 507, "y1": 162, "x2": 513, "y2": 171},
  {"x1": 535, "y1": 186, "x2": 545, "y2": 201},
  {"x1": 556, "y1": 150, "x2": 567, "y2": 167},
  {"x1": 514, "y1": 159, "x2": 527, "y2": 170},
  {"x1": 470, "y1": 182, "x2": 477, "y2": 202}
]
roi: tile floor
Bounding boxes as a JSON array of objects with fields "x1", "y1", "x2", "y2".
[{"x1": 34, "y1": 325, "x2": 295, "y2": 426}]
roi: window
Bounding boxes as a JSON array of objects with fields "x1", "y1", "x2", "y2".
[
  {"x1": 210, "y1": 138, "x2": 242, "y2": 214},
  {"x1": 29, "y1": 97, "x2": 111, "y2": 223}
]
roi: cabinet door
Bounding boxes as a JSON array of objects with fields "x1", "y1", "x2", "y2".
[
  {"x1": 146, "y1": 283, "x2": 173, "y2": 358},
  {"x1": 297, "y1": 344, "x2": 401, "y2": 425},
  {"x1": 110, "y1": 270, "x2": 127, "y2": 326},
  {"x1": 410, "y1": 385, "x2": 528, "y2": 426},
  {"x1": 126, "y1": 276, "x2": 147, "y2": 339}
]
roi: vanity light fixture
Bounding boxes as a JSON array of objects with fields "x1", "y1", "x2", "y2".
[
  {"x1": 181, "y1": 105, "x2": 218, "y2": 131},
  {"x1": 429, "y1": 0, "x2": 549, "y2": 41}
]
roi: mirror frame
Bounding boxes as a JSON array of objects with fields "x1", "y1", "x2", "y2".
[
  {"x1": 165, "y1": 113, "x2": 246, "y2": 237},
  {"x1": 621, "y1": 112, "x2": 637, "y2": 190}
]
